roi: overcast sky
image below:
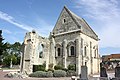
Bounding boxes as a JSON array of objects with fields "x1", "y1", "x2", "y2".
[{"x1": 0, "y1": 0, "x2": 120, "y2": 55}]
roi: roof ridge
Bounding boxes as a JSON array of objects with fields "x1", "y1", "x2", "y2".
[
  {"x1": 82, "y1": 18, "x2": 98, "y2": 37},
  {"x1": 64, "y1": 6, "x2": 81, "y2": 28}
]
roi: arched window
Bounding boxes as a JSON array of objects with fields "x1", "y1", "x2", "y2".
[
  {"x1": 71, "y1": 46, "x2": 75, "y2": 56},
  {"x1": 39, "y1": 44, "x2": 43, "y2": 58},
  {"x1": 63, "y1": 18, "x2": 66, "y2": 23},
  {"x1": 84, "y1": 46, "x2": 87, "y2": 56},
  {"x1": 94, "y1": 49, "x2": 97, "y2": 58},
  {"x1": 39, "y1": 51, "x2": 43, "y2": 58},
  {"x1": 57, "y1": 48, "x2": 61, "y2": 56}
]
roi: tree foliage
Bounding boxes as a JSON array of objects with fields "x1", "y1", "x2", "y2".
[
  {"x1": 1, "y1": 42, "x2": 22, "y2": 66},
  {"x1": 0, "y1": 30, "x2": 22, "y2": 66}
]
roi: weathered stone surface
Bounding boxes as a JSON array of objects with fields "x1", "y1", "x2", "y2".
[
  {"x1": 80, "y1": 66, "x2": 88, "y2": 80},
  {"x1": 20, "y1": 6, "x2": 100, "y2": 76}
]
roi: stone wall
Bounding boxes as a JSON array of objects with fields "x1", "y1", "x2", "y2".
[
  {"x1": 20, "y1": 6, "x2": 100, "y2": 76},
  {"x1": 20, "y1": 31, "x2": 50, "y2": 74}
]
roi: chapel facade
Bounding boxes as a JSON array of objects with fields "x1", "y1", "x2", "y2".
[{"x1": 20, "y1": 6, "x2": 100, "y2": 75}]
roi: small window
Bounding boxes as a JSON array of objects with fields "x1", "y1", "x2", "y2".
[
  {"x1": 71, "y1": 46, "x2": 75, "y2": 56},
  {"x1": 39, "y1": 44, "x2": 43, "y2": 58},
  {"x1": 63, "y1": 19, "x2": 66, "y2": 23},
  {"x1": 39, "y1": 51, "x2": 43, "y2": 58},
  {"x1": 84, "y1": 46, "x2": 87, "y2": 56},
  {"x1": 94, "y1": 49, "x2": 97, "y2": 58},
  {"x1": 57, "y1": 48, "x2": 61, "y2": 56},
  {"x1": 81, "y1": 38, "x2": 83, "y2": 48}
]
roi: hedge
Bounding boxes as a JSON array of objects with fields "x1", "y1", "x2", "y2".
[
  {"x1": 29, "y1": 71, "x2": 53, "y2": 77},
  {"x1": 53, "y1": 70, "x2": 66, "y2": 77}
]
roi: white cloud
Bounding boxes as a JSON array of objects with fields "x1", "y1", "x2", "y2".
[
  {"x1": 0, "y1": 11, "x2": 53, "y2": 40},
  {"x1": 0, "y1": 11, "x2": 34, "y2": 31},
  {"x1": 74, "y1": 0, "x2": 120, "y2": 48}
]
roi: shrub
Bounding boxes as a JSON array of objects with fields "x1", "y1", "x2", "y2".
[
  {"x1": 29, "y1": 71, "x2": 53, "y2": 78},
  {"x1": 33, "y1": 65, "x2": 45, "y2": 72},
  {"x1": 66, "y1": 70, "x2": 76, "y2": 77},
  {"x1": 68, "y1": 64, "x2": 76, "y2": 71},
  {"x1": 46, "y1": 71, "x2": 53, "y2": 77},
  {"x1": 53, "y1": 70, "x2": 66, "y2": 77},
  {"x1": 29, "y1": 71, "x2": 45, "y2": 77},
  {"x1": 49, "y1": 63, "x2": 54, "y2": 69},
  {"x1": 62, "y1": 68, "x2": 68, "y2": 72},
  {"x1": 47, "y1": 69, "x2": 54, "y2": 72},
  {"x1": 54, "y1": 65, "x2": 63, "y2": 70}
]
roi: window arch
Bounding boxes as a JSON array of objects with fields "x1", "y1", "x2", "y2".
[
  {"x1": 94, "y1": 49, "x2": 97, "y2": 58},
  {"x1": 63, "y1": 18, "x2": 66, "y2": 23},
  {"x1": 39, "y1": 44, "x2": 43, "y2": 58},
  {"x1": 57, "y1": 48, "x2": 61, "y2": 56},
  {"x1": 84, "y1": 46, "x2": 87, "y2": 56},
  {"x1": 70, "y1": 46, "x2": 75, "y2": 56},
  {"x1": 67, "y1": 41, "x2": 75, "y2": 56}
]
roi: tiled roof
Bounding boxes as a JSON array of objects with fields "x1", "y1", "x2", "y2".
[{"x1": 103, "y1": 54, "x2": 120, "y2": 61}]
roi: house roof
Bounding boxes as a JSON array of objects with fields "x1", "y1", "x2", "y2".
[
  {"x1": 64, "y1": 6, "x2": 99, "y2": 40},
  {"x1": 103, "y1": 54, "x2": 120, "y2": 61},
  {"x1": 109, "y1": 54, "x2": 120, "y2": 59}
]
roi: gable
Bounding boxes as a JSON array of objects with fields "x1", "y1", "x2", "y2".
[
  {"x1": 52, "y1": 6, "x2": 99, "y2": 40},
  {"x1": 52, "y1": 6, "x2": 80, "y2": 35}
]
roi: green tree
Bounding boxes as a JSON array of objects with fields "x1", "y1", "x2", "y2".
[
  {"x1": 0, "y1": 30, "x2": 8, "y2": 64},
  {"x1": 2, "y1": 42, "x2": 22, "y2": 66},
  {"x1": 11, "y1": 42, "x2": 21, "y2": 65},
  {"x1": 3, "y1": 54, "x2": 17, "y2": 66},
  {"x1": 0, "y1": 30, "x2": 22, "y2": 66}
]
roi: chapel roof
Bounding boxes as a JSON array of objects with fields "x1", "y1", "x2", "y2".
[{"x1": 63, "y1": 6, "x2": 99, "y2": 40}]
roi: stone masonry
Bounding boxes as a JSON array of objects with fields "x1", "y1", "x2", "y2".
[{"x1": 20, "y1": 6, "x2": 100, "y2": 75}]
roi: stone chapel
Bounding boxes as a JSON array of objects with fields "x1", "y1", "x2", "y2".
[{"x1": 20, "y1": 6, "x2": 100, "y2": 75}]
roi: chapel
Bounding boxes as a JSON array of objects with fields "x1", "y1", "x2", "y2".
[{"x1": 20, "y1": 6, "x2": 100, "y2": 75}]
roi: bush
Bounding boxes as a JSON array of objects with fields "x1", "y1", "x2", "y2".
[
  {"x1": 54, "y1": 65, "x2": 63, "y2": 70},
  {"x1": 29, "y1": 71, "x2": 45, "y2": 77},
  {"x1": 46, "y1": 71, "x2": 53, "y2": 77},
  {"x1": 3, "y1": 54, "x2": 17, "y2": 66},
  {"x1": 53, "y1": 70, "x2": 66, "y2": 77},
  {"x1": 68, "y1": 64, "x2": 76, "y2": 71},
  {"x1": 66, "y1": 70, "x2": 76, "y2": 77},
  {"x1": 47, "y1": 69, "x2": 54, "y2": 72},
  {"x1": 29, "y1": 71, "x2": 53, "y2": 78},
  {"x1": 48, "y1": 63, "x2": 54, "y2": 69},
  {"x1": 62, "y1": 68, "x2": 68, "y2": 72},
  {"x1": 33, "y1": 65, "x2": 45, "y2": 72}
]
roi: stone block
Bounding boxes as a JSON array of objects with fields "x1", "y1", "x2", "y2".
[
  {"x1": 115, "y1": 66, "x2": 120, "y2": 77},
  {"x1": 100, "y1": 67, "x2": 107, "y2": 77},
  {"x1": 80, "y1": 66, "x2": 88, "y2": 80}
]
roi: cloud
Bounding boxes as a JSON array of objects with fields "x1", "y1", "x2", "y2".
[
  {"x1": 0, "y1": 10, "x2": 53, "y2": 40},
  {"x1": 75, "y1": 0, "x2": 120, "y2": 20},
  {"x1": 0, "y1": 11, "x2": 34, "y2": 31},
  {"x1": 74, "y1": 0, "x2": 120, "y2": 48}
]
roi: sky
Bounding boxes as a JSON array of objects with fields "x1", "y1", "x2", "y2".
[{"x1": 0, "y1": 0, "x2": 120, "y2": 55}]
